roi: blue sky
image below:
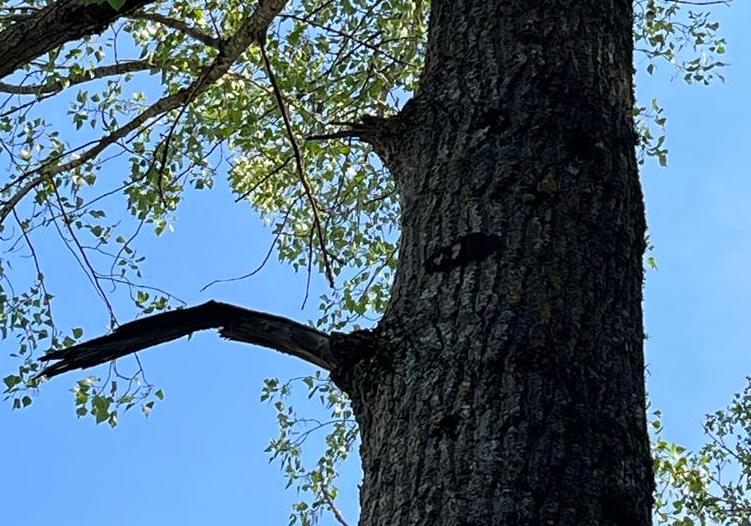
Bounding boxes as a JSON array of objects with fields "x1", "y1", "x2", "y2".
[
  {"x1": 640, "y1": 1, "x2": 751, "y2": 442},
  {"x1": 2, "y1": 3, "x2": 750, "y2": 525}
]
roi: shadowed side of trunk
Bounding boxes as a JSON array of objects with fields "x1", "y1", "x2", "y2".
[{"x1": 341, "y1": 1, "x2": 654, "y2": 524}]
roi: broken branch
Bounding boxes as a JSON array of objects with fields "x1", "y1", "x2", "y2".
[{"x1": 37, "y1": 300, "x2": 335, "y2": 379}]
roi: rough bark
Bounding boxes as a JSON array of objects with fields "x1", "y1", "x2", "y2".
[
  {"x1": 0, "y1": 0, "x2": 155, "y2": 80},
  {"x1": 337, "y1": 1, "x2": 654, "y2": 525}
]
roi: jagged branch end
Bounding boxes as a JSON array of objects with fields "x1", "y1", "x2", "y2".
[{"x1": 34, "y1": 300, "x2": 356, "y2": 381}]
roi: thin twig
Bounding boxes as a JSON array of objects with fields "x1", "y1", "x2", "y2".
[
  {"x1": 281, "y1": 12, "x2": 415, "y2": 67},
  {"x1": 260, "y1": 43, "x2": 335, "y2": 288},
  {"x1": 49, "y1": 182, "x2": 118, "y2": 327},
  {"x1": 302, "y1": 224, "x2": 315, "y2": 309},
  {"x1": 200, "y1": 195, "x2": 302, "y2": 291},
  {"x1": 0, "y1": 60, "x2": 156, "y2": 95},
  {"x1": 234, "y1": 156, "x2": 292, "y2": 202},
  {"x1": 322, "y1": 486, "x2": 352, "y2": 526},
  {"x1": 128, "y1": 12, "x2": 221, "y2": 48},
  {"x1": 107, "y1": 217, "x2": 145, "y2": 280},
  {"x1": 11, "y1": 209, "x2": 56, "y2": 337}
]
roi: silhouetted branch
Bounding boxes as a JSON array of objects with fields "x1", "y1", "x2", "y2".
[
  {"x1": 37, "y1": 300, "x2": 335, "y2": 379},
  {"x1": 0, "y1": 0, "x2": 156, "y2": 79},
  {"x1": 306, "y1": 116, "x2": 389, "y2": 143},
  {"x1": 0, "y1": 60, "x2": 156, "y2": 95}
]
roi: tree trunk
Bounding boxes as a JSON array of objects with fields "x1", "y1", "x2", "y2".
[{"x1": 338, "y1": 1, "x2": 654, "y2": 524}]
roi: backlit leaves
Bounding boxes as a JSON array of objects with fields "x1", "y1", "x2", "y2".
[
  {"x1": 653, "y1": 378, "x2": 751, "y2": 525},
  {"x1": 262, "y1": 372, "x2": 357, "y2": 526},
  {"x1": 634, "y1": 0, "x2": 728, "y2": 166}
]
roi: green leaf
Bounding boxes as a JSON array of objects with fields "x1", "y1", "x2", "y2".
[
  {"x1": 3, "y1": 375, "x2": 21, "y2": 390},
  {"x1": 93, "y1": 395, "x2": 111, "y2": 424}
]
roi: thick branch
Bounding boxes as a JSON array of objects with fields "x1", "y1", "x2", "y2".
[
  {"x1": 0, "y1": 60, "x2": 156, "y2": 95},
  {"x1": 0, "y1": 0, "x2": 156, "y2": 80},
  {"x1": 37, "y1": 300, "x2": 335, "y2": 379},
  {"x1": 306, "y1": 115, "x2": 396, "y2": 164},
  {"x1": 306, "y1": 116, "x2": 390, "y2": 142}
]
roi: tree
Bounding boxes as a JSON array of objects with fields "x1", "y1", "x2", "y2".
[
  {"x1": 0, "y1": 0, "x2": 732, "y2": 525},
  {"x1": 652, "y1": 379, "x2": 751, "y2": 526}
]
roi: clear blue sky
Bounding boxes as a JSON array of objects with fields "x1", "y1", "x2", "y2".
[{"x1": 2, "y1": 3, "x2": 750, "y2": 525}]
